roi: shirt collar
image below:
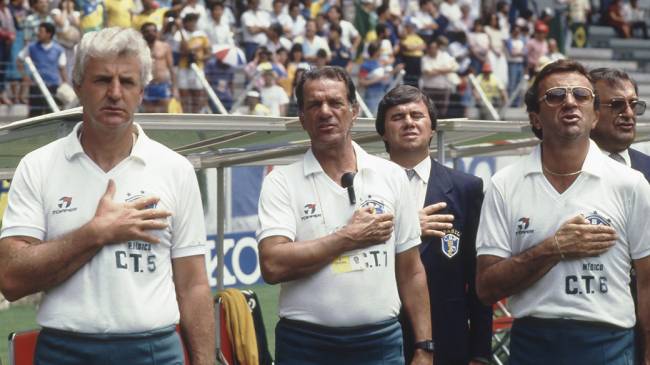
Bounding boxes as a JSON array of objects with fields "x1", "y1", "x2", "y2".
[
  {"x1": 303, "y1": 141, "x2": 370, "y2": 176},
  {"x1": 63, "y1": 122, "x2": 148, "y2": 165},
  {"x1": 523, "y1": 139, "x2": 605, "y2": 177},
  {"x1": 411, "y1": 156, "x2": 431, "y2": 183}
]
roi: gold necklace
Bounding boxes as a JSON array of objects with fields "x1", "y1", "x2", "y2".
[{"x1": 542, "y1": 164, "x2": 582, "y2": 177}]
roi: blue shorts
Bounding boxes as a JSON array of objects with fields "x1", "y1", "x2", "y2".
[
  {"x1": 510, "y1": 317, "x2": 635, "y2": 365},
  {"x1": 34, "y1": 325, "x2": 184, "y2": 365},
  {"x1": 275, "y1": 318, "x2": 404, "y2": 365},
  {"x1": 144, "y1": 81, "x2": 172, "y2": 102}
]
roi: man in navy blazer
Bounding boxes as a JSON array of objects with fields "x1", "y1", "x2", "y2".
[
  {"x1": 376, "y1": 85, "x2": 493, "y2": 365},
  {"x1": 590, "y1": 67, "x2": 650, "y2": 365}
]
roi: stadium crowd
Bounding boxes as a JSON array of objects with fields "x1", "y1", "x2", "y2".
[{"x1": 3, "y1": 0, "x2": 646, "y2": 119}]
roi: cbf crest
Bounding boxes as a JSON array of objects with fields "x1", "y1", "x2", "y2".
[
  {"x1": 584, "y1": 211, "x2": 611, "y2": 226},
  {"x1": 361, "y1": 197, "x2": 385, "y2": 214},
  {"x1": 441, "y1": 229, "x2": 461, "y2": 259}
]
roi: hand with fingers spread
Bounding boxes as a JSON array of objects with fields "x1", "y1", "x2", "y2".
[
  {"x1": 89, "y1": 179, "x2": 172, "y2": 246},
  {"x1": 337, "y1": 206, "x2": 394, "y2": 249},
  {"x1": 419, "y1": 202, "x2": 455, "y2": 238},
  {"x1": 553, "y1": 214, "x2": 617, "y2": 260}
]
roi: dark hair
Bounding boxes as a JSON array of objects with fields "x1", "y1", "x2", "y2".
[
  {"x1": 183, "y1": 12, "x2": 200, "y2": 23},
  {"x1": 366, "y1": 41, "x2": 380, "y2": 57},
  {"x1": 376, "y1": 3, "x2": 389, "y2": 16},
  {"x1": 589, "y1": 67, "x2": 638, "y2": 96},
  {"x1": 524, "y1": 59, "x2": 598, "y2": 139},
  {"x1": 328, "y1": 5, "x2": 342, "y2": 15},
  {"x1": 329, "y1": 23, "x2": 342, "y2": 35},
  {"x1": 39, "y1": 22, "x2": 56, "y2": 37},
  {"x1": 316, "y1": 48, "x2": 327, "y2": 58},
  {"x1": 270, "y1": 22, "x2": 284, "y2": 36},
  {"x1": 376, "y1": 85, "x2": 438, "y2": 151},
  {"x1": 207, "y1": 1, "x2": 224, "y2": 12},
  {"x1": 375, "y1": 23, "x2": 387, "y2": 36},
  {"x1": 140, "y1": 21, "x2": 157, "y2": 33},
  {"x1": 295, "y1": 66, "x2": 357, "y2": 111}
]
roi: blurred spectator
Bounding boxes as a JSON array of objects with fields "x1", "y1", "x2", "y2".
[
  {"x1": 287, "y1": 61, "x2": 308, "y2": 115},
  {"x1": 456, "y1": 3, "x2": 475, "y2": 34},
  {"x1": 328, "y1": 23, "x2": 353, "y2": 72},
  {"x1": 623, "y1": 0, "x2": 647, "y2": 38},
  {"x1": 234, "y1": 89, "x2": 271, "y2": 115},
  {"x1": 78, "y1": 0, "x2": 104, "y2": 33},
  {"x1": 205, "y1": 57, "x2": 234, "y2": 111},
  {"x1": 105, "y1": 0, "x2": 134, "y2": 28},
  {"x1": 295, "y1": 19, "x2": 330, "y2": 63},
  {"x1": 179, "y1": 0, "x2": 207, "y2": 29},
  {"x1": 566, "y1": 0, "x2": 591, "y2": 47},
  {"x1": 314, "y1": 47, "x2": 328, "y2": 67},
  {"x1": 270, "y1": 0, "x2": 288, "y2": 23},
  {"x1": 285, "y1": 43, "x2": 303, "y2": 91},
  {"x1": 142, "y1": 22, "x2": 177, "y2": 113},
  {"x1": 0, "y1": 0, "x2": 15, "y2": 104},
  {"x1": 353, "y1": 0, "x2": 378, "y2": 51},
  {"x1": 505, "y1": 25, "x2": 526, "y2": 105},
  {"x1": 496, "y1": 1, "x2": 510, "y2": 38},
  {"x1": 244, "y1": 46, "x2": 272, "y2": 86},
  {"x1": 410, "y1": 0, "x2": 438, "y2": 43},
  {"x1": 468, "y1": 19, "x2": 489, "y2": 74},
  {"x1": 448, "y1": 30, "x2": 471, "y2": 74},
  {"x1": 440, "y1": 0, "x2": 463, "y2": 36},
  {"x1": 607, "y1": 0, "x2": 631, "y2": 37},
  {"x1": 18, "y1": 22, "x2": 66, "y2": 117},
  {"x1": 376, "y1": 3, "x2": 399, "y2": 47},
  {"x1": 473, "y1": 62, "x2": 506, "y2": 119},
  {"x1": 421, "y1": 36, "x2": 459, "y2": 118},
  {"x1": 201, "y1": 1, "x2": 234, "y2": 47},
  {"x1": 267, "y1": 22, "x2": 292, "y2": 54},
  {"x1": 132, "y1": 0, "x2": 168, "y2": 31},
  {"x1": 359, "y1": 41, "x2": 390, "y2": 115},
  {"x1": 259, "y1": 67, "x2": 289, "y2": 116},
  {"x1": 241, "y1": 0, "x2": 272, "y2": 61},
  {"x1": 175, "y1": 12, "x2": 210, "y2": 113},
  {"x1": 547, "y1": 38, "x2": 566, "y2": 61},
  {"x1": 24, "y1": 0, "x2": 52, "y2": 45},
  {"x1": 51, "y1": 0, "x2": 80, "y2": 83},
  {"x1": 280, "y1": 1, "x2": 306, "y2": 39},
  {"x1": 326, "y1": 5, "x2": 360, "y2": 54},
  {"x1": 525, "y1": 23, "x2": 549, "y2": 76},
  {"x1": 376, "y1": 23, "x2": 397, "y2": 66},
  {"x1": 315, "y1": 12, "x2": 328, "y2": 37},
  {"x1": 274, "y1": 47, "x2": 292, "y2": 94},
  {"x1": 484, "y1": 12, "x2": 508, "y2": 90},
  {"x1": 400, "y1": 16, "x2": 425, "y2": 87},
  {"x1": 6, "y1": 0, "x2": 27, "y2": 104}
]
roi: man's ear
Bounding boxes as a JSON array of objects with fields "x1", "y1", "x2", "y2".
[
  {"x1": 529, "y1": 112, "x2": 542, "y2": 132},
  {"x1": 590, "y1": 110, "x2": 600, "y2": 130}
]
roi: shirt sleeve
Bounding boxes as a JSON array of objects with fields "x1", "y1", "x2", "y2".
[
  {"x1": 626, "y1": 177, "x2": 650, "y2": 259},
  {"x1": 170, "y1": 163, "x2": 207, "y2": 258},
  {"x1": 476, "y1": 178, "x2": 512, "y2": 258},
  {"x1": 393, "y1": 172, "x2": 421, "y2": 254},
  {"x1": 256, "y1": 169, "x2": 296, "y2": 242},
  {"x1": 59, "y1": 51, "x2": 67, "y2": 68},
  {"x1": 0, "y1": 156, "x2": 46, "y2": 240}
]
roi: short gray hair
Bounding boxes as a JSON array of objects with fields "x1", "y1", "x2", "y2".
[{"x1": 73, "y1": 27, "x2": 152, "y2": 87}]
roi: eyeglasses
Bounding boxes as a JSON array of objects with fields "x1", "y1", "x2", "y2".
[
  {"x1": 601, "y1": 98, "x2": 647, "y2": 116},
  {"x1": 538, "y1": 86, "x2": 595, "y2": 107}
]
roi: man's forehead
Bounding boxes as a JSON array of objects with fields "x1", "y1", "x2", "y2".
[
  {"x1": 541, "y1": 71, "x2": 591, "y2": 88},
  {"x1": 387, "y1": 100, "x2": 428, "y2": 115},
  {"x1": 595, "y1": 79, "x2": 636, "y2": 99},
  {"x1": 304, "y1": 79, "x2": 348, "y2": 100},
  {"x1": 86, "y1": 55, "x2": 140, "y2": 75}
]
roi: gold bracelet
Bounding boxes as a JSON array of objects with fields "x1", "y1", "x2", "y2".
[{"x1": 554, "y1": 234, "x2": 565, "y2": 260}]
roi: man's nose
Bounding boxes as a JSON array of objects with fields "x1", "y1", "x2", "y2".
[{"x1": 107, "y1": 79, "x2": 122, "y2": 100}]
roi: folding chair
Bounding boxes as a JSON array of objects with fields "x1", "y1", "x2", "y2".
[
  {"x1": 8, "y1": 327, "x2": 191, "y2": 365},
  {"x1": 491, "y1": 299, "x2": 514, "y2": 365}
]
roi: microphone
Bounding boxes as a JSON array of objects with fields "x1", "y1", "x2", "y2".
[{"x1": 341, "y1": 172, "x2": 356, "y2": 206}]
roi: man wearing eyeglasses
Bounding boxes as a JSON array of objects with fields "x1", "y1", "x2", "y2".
[
  {"x1": 590, "y1": 67, "x2": 650, "y2": 365},
  {"x1": 590, "y1": 68, "x2": 650, "y2": 182},
  {"x1": 475, "y1": 59, "x2": 650, "y2": 364}
]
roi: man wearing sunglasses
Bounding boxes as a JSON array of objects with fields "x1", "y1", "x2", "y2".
[
  {"x1": 590, "y1": 67, "x2": 650, "y2": 365},
  {"x1": 475, "y1": 59, "x2": 650, "y2": 364}
]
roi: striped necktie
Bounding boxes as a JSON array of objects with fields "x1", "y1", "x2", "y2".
[
  {"x1": 609, "y1": 152, "x2": 626, "y2": 165},
  {"x1": 405, "y1": 168, "x2": 416, "y2": 180}
]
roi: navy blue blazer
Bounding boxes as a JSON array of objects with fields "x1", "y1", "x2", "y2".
[
  {"x1": 630, "y1": 148, "x2": 650, "y2": 183},
  {"x1": 403, "y1": 158, "x2": 493, "y2": 365}
]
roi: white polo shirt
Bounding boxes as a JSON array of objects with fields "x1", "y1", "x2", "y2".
[
  {"x1": 477, "y1": 140, "x2": 650, "y2": 328},
  {"x1": 1, "y1": 122, "x2": 207, "y2": 333},
  {"x1": 257, "y1": 142, "x2": 421, "y2": 326}
]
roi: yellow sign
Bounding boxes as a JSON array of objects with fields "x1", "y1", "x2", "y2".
[{"x1": 0, "y1": 180, "x2": 9, "y2": 225}]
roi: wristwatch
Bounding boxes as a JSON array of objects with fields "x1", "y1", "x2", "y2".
[{"x1": 414, "y1": 340, "x2": 435, "y2": 353}]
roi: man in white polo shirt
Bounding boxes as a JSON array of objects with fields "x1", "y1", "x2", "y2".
[
  {"x1": 0, "y1": 27, "x2": 215, "y2": 365},
  {"x1": 476, "y1": 59, "x2": 650, "y2": 364},
  {"x1": 257, "y1": 66, "x2": 433, "y2": 365}
]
